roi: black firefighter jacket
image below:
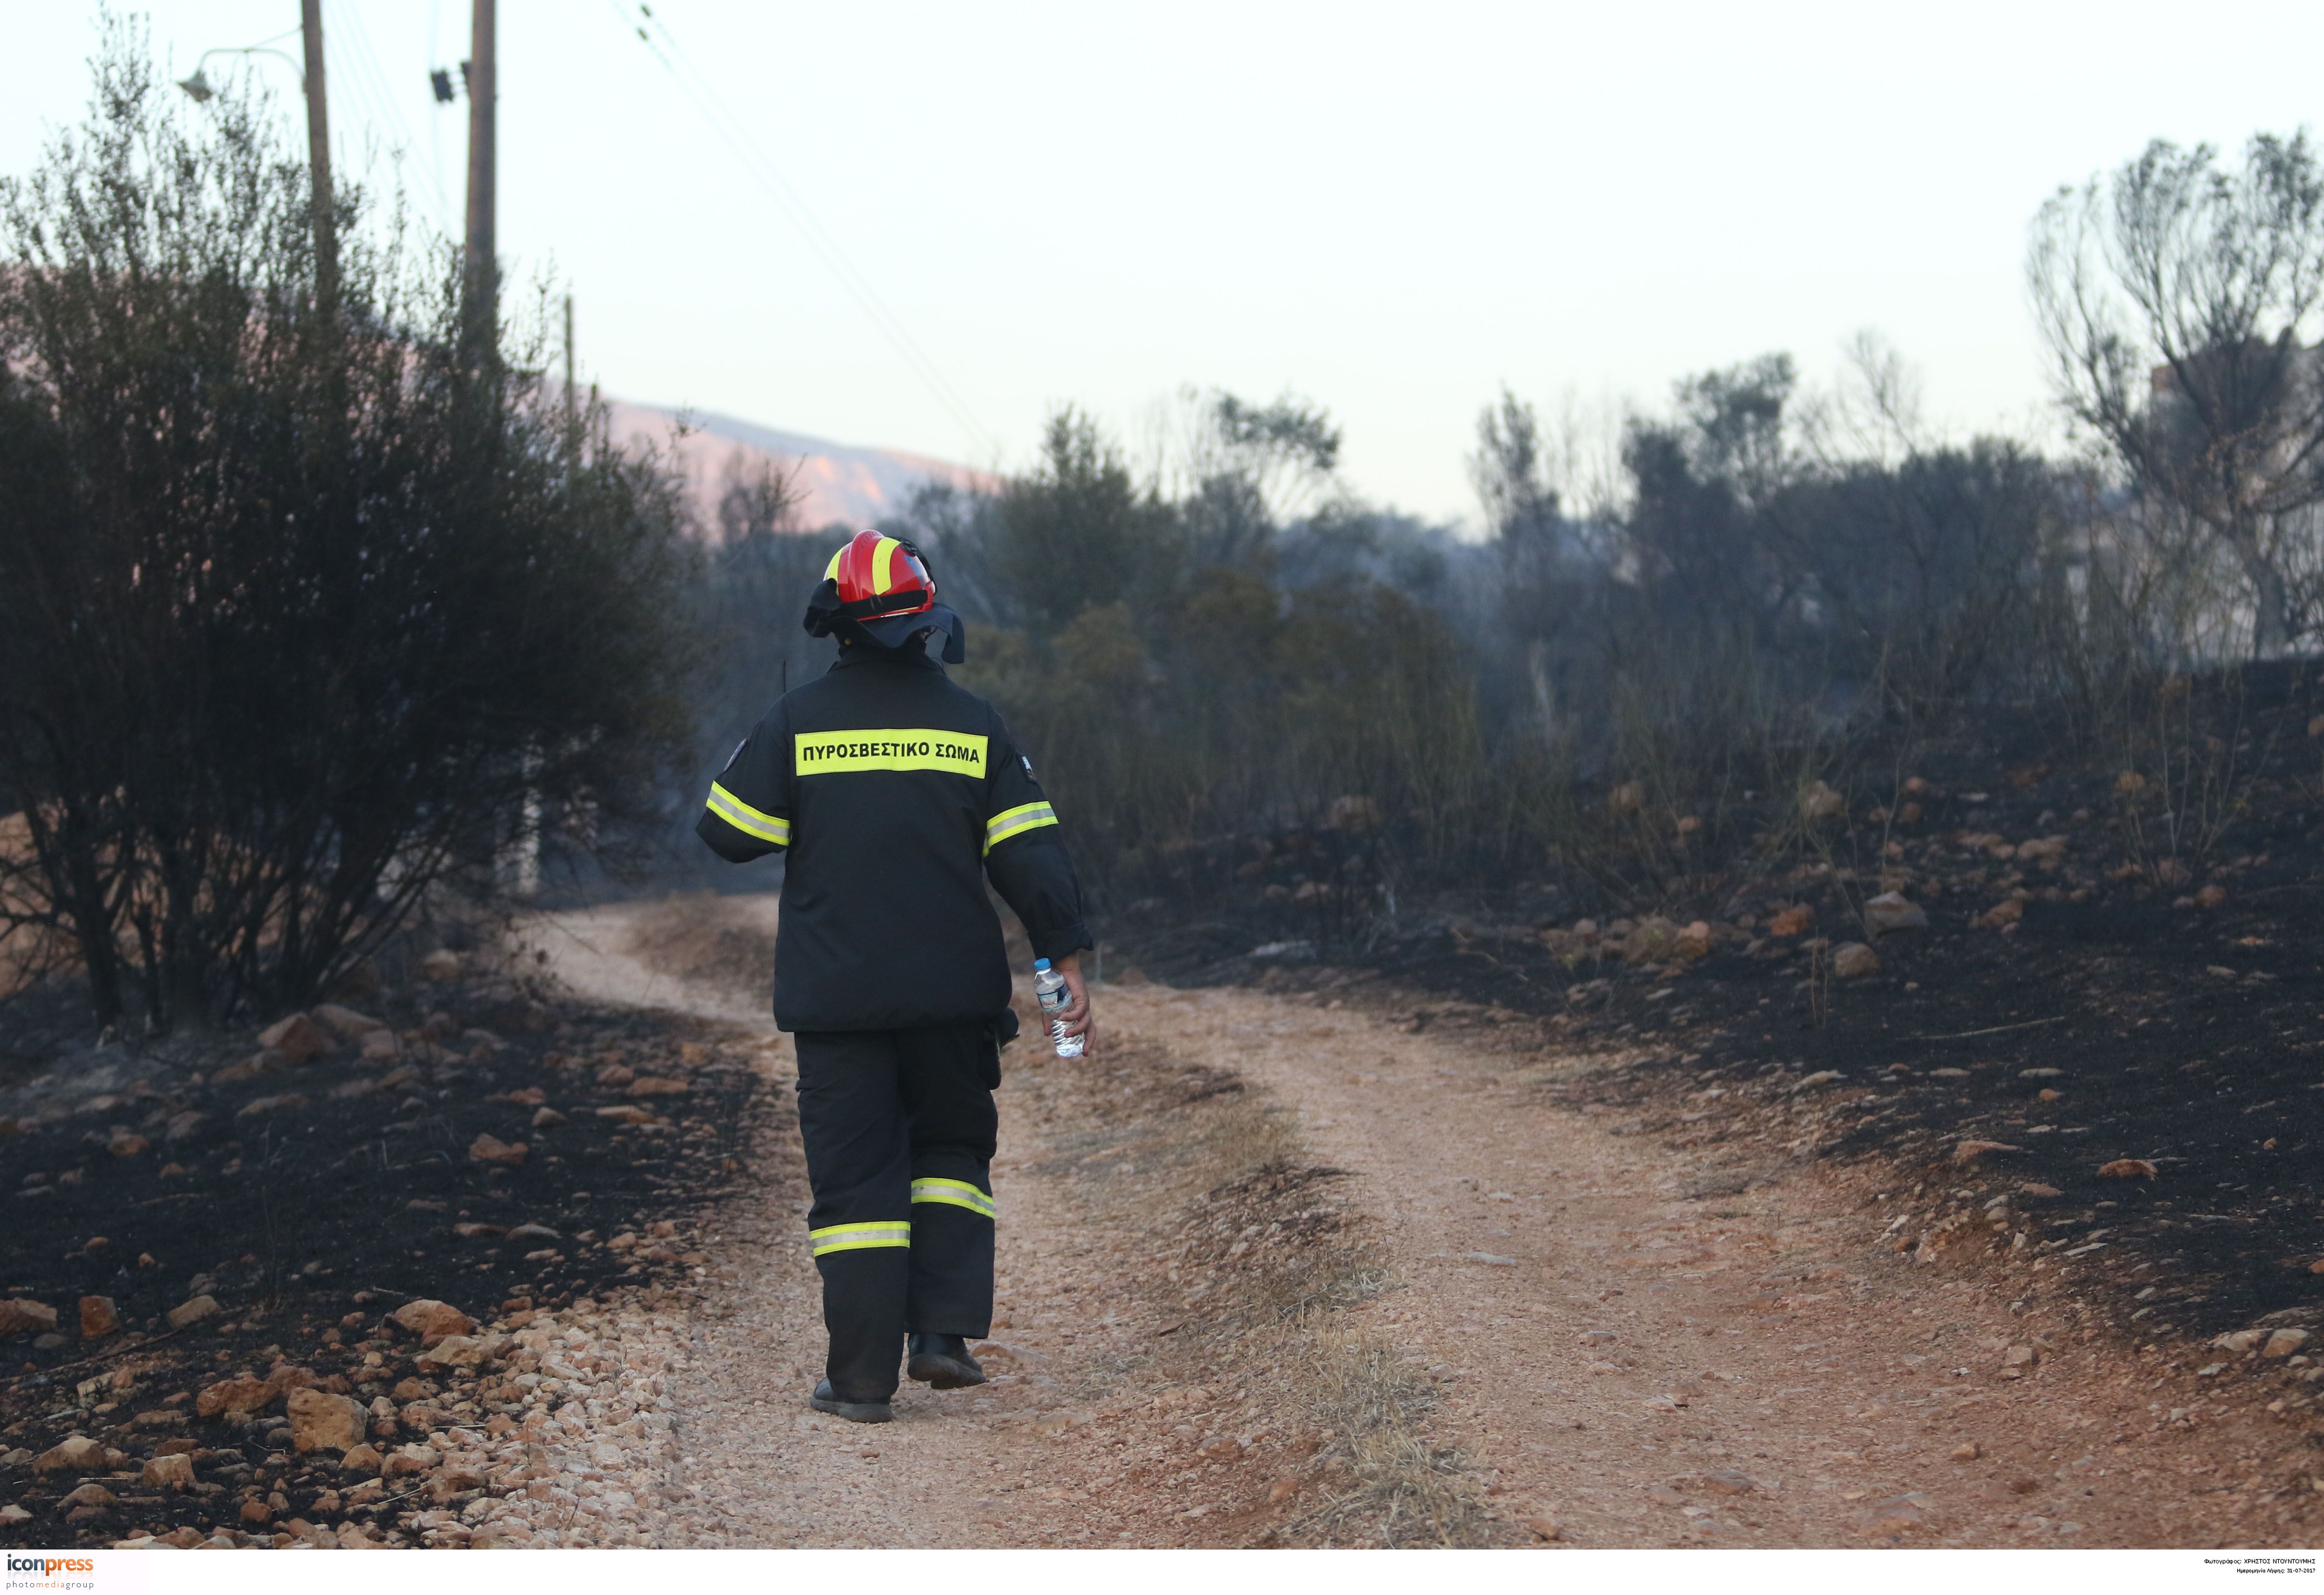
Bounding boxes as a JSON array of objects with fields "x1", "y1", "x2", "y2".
[{"x1": 695, "y1": 643, "x2": 1092, "y2": 1033}]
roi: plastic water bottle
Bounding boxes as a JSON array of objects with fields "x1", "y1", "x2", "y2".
[{"x1": 1033, "y1": 958, "x2": 1084, "y2": 1058}]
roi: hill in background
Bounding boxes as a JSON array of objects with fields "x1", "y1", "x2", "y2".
[{"x1": 602, "y1": 397, "x2": 997, "y2": 538}]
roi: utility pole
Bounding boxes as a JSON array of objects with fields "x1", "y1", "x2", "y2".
[
  {"x1": 462, "y1": 0, "x2": 498, "y2": 350},
  {"x1": 563, "y1": 293, "x2": 576, "y2": 436},
  {"x1": 300, "y1": 0, "x2": 336, "y2": 307}
]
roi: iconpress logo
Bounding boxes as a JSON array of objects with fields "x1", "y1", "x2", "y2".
[
  {"x1": 4, "y1": 1550, "x2": 143, "y2": 1595},
  {"x1": 5, "y1": 1556, "x2": 95, "y2": 1591}
]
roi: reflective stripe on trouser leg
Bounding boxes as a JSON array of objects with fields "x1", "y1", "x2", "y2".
[
  {"x1": 809, "y1": 1220, "x2": 912, "y2": 1256},
  {"x1": 906, "y1": 1177, "x2": 995, "y2": 1340},
  {"x1": 794, "y1": 1028, "x2": 916, "y2": 1403},
  {"x1": 910, "y1": 1178, "x2": 995, "y2": 1219},
  {"x1": 890, "y1": 1024, "x2": 1001, "y2": 1341}
]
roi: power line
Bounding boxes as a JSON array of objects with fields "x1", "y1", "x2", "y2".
[
  {"x1": 629, "y1": 6, "x2": 995, "y2": 456},
  {"x1": 638, "y1": 5, "x2": 991, "y2": 450},
  {"x1": 604, "y1": 1, "x2": 997, "y2": 457},
  {"x1": 321, "y1": 33, "x2": 391, "y2": 192},
  {"x1": 327, "y1": 0, "x2": 455, "y2": 231},
  {"x1": 428, "y1": 0, "x2": 444, "y2": 219}
]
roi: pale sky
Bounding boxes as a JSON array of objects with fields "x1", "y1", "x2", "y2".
[{"x1": 10, "y1": 2, "x2": 2324, "y2": 524}]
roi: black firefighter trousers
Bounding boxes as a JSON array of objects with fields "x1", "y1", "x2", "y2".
[{"x1": 794, "y1": 1023, "x2": 999, "y2": 1402}]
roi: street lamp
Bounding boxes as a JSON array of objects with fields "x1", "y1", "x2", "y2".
[
  {"x1": 175, "y1": 23, "x2": 334, "y2": 306},
  {"x1": 174, "y1": 43, "x2": 306, "y2": 102}
]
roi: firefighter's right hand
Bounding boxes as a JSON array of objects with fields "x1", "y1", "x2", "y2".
[{"x1": 1054, "y1": 952, "x2": 1096, "y2": 1056}]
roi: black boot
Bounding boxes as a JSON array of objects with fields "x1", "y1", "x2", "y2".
[
  {"x1": 810, "y1": 1378, "x2": 894, "y2": 1424},
  {"x1": 906, "y1": 1332, "x2": 987, "y2": 1390}
]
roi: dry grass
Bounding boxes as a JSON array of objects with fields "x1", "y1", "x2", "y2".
[
  {"x1": 1176, "y1": 1092, "x2": 1494, "y2": 1548},
  {"x1": 1274, "y1": 1309, "x2": 1490, "y2": 1548},
  {"x1": 622, "y1": 891, "x2": 781, "y2": 991},
  {"x1": 1016, "y1": 1026, "x2": 1496, "y2": 1547}
]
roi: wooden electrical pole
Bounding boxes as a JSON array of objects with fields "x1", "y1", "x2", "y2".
[
  {"x1": 563, "y1": 292, "x2": 576, "y2": 436},
  {"x1": 462, "y1": 0, "x2": 498, "y2": 349},
  {"x1": 300, "y1": 0, "x2": 336, "y2": 307}
]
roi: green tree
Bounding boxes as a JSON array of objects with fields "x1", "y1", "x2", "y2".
[
  {"x1": 991, "y1": 407, "x2": 1178, "y2": 631},
  {"x1": 0, "y1": 21, "x2": 696, "y2": 1028}
]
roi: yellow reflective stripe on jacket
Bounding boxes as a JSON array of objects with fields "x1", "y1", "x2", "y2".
[
  {"x1": 706, "y1": 781, "x2": 791, "y2": 847},
  {"x1": 910, "y1": 1178, "x2": 996, "y2": 1220},
  {"x1": 809, "y1": 1220, "x2": 911, "y2": 1257},
  {"x1": 795, "y1": 729, "x2": 987, "y2": 777},
  {"x1": 983, "y1": 801, "x2": 1058, "y2": 854}
]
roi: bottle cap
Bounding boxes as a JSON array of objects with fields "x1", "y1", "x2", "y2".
[{"x1": 1033, "y1": 958, "x2": 1051, "y2": 971}]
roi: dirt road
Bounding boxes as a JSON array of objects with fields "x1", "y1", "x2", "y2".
[
  {"x1": 541, "y1": 898, "x2": 2310, "y2": 1549},
  {"x1": 1110, "y1": 981, "x2": 2319, "y2": 1546}
]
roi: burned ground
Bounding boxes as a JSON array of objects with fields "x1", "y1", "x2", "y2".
[
  {"x1": 6, "y1": 660, "x2": 2324, "y2": 1548},
  {"x1": 1112, "y1": 663, "x2": 2324, "y2": 1379},
  {"x1": 0, "y1": 963, "x2": 772, "y2": 1547}
]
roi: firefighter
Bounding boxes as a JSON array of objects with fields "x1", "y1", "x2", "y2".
[{"x1": 695, "y1": 530, "x2": 1093, "y2": 1424}]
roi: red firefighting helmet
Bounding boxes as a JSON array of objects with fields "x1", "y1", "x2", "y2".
[
  {"x1": 802, "y1": 530, "x2": 965, "y2": 660},
  {"x1": 824, "y1": 531, "x2": 937, "y2": 621}
]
